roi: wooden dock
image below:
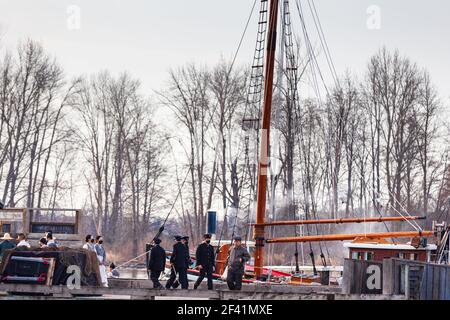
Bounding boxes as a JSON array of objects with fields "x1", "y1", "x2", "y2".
[{"x1": 0, "y1": 279, "x2": 404, "y2": 300}]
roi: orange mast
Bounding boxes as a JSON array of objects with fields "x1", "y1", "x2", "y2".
[
  {"x1": 251, "y1": 216, "x2": 426, "y2": 226},
  {"x1": 254, "y1": 0, "x2": 280, "y2": 279},
  {"x1": 266, "y1": 230, "x2": 435, "y2": 243}
]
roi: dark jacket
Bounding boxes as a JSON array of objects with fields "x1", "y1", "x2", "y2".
[
  {"x1": 185, "y1": 242, "x2": 193, "y2": 266},
  {"x1": 148, "y1": 244, "x2": 166, "y2": 272},
  {"x1": 195, "y1": 242, "x2": 215, "y2": 270},
  {"x1": 170, "y1": 242, "x2": 189, "y2": 269},
  {"x1": 0, "y1": 240, "x2": 15, "y2": 257},
  {"x1": 228, "y1": 245, "x2": 250, "y2": 273}
]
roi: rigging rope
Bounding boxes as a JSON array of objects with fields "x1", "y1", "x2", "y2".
[
  {"x1": 283, "y1": 0, "x2": 330, "y2": 268},
  {"x1": 229, "y1": 0, "x2": 259, "y2": 74},
  {"x1": 293, "y1": 0, "x2": 423, "y2": 235},
  {"x1": 114, "y1": 167, "x2": 192, "y2": 271}
]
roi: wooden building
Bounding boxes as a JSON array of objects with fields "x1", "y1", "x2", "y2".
[
  {"x1": 0, "y1": 208, "x2": 83, "y2": 247},
  {"x1": 343, "y1": 239, "x2": 437, "y2": 263}
]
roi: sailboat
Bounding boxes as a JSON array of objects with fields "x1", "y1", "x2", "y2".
[
  {"x1": 160, "y1": 0, "x2": 449, "y2": 288},
  {"x1": 226, "y1": 0, "x2": 442, "y2": 286}
]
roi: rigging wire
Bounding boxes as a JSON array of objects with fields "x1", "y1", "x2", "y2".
[
  {"x1": 114, "y1": 166, "x2": 191, "y2": 271},
  {"x1": 289, "y1": 0, "x2": 332, "y2": 266},
  {"x1": 229, "y1": 0, "x2": 259, "y2": 74},
  {"x1": 203, "y1": 0, "x2": 259, "y2": 253},
  {"x1": 306, "y1": 0, "x2": 339, "y2": 87},
  {"x1": 294, "y1": 0, "x2": 423, "y2": 234}
]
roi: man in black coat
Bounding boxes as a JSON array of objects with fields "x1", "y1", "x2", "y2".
[
  {"x1": 165, "y1": 235, "x2": 189, "y2": 289},
  {"x1": 193, "y1": 233, "x2": 215, "y2": 290},
  {"x1": 181, "y1": 236, "x2": 193, "y2": 267},
  {"x1": 172, "y1": 235, "x2": 193, "y2": 288},
  {"x1": 148, "y1": 238, "x2": 166, "y2": 289}
]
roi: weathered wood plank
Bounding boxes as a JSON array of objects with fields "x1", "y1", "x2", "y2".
[
  {"x1": 341, "y1": 259, "x2": 353, "y2": 294},
  {"x1": 0, "y1": 282, "x2": 341, "y2": 300},
  {"x1": 382, "y1": 259, "x2": 395, "y2": 295}
]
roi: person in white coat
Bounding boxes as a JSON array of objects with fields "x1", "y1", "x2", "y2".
[
  {"x1": 82, "y1": 234, "x2": 95, "y2": 251},
  {"x1": 94, "y1": 235, "x2": 108, "y2": 287},
  {"x1": 16, "y1": 233, "x2": 30, "y2": 248}
]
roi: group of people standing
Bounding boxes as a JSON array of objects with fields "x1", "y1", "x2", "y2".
[
  {"x1": 0, "y1": 229, "x2": 252, "y2": 291},
  {"x1": 147, "y1": 234, "x2": 251, "y2": 291},
  {"x1": 82, "y1": 234, "x2": 111, "y2": 286}
]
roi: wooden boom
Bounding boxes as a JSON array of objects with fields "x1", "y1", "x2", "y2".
[
  {"x1": 266, "y1": 230, "x2": 435, "y2": 243},
  {"x1": 251, "y1": 216, "x2": 426, "y2": 227}
]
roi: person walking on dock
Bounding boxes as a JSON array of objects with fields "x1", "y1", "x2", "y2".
[
  {"x1": 172, "y1": 235, "x2": 192, "y2": 288},
  {"x1": 181, "y1": 236, "x2": 193, "y2": 267},
  {"x1": 95, "y1": 235, "x2": 108, "y2": 287},
  {"x1": 0, "y1": 233, "x2": 15, "y2": 257},
  {"x1": 148, "y1": 238, "x2": 166, "y2": 289},
  {"x1": 226, "y1": 236, "x2": 250, "y2": 291},
  {"x1": 193, "y1": 233, "x2": 215, "y2": 290},
  {"x1": 165, "y1": 235, "x2": 189, "y2": 289}
]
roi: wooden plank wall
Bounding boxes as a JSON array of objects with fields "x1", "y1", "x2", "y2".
[
  {"x1": 346, "y1": 258, "x2": 450, "y2": 299},
  {"x1": 382, "y1": 259, "x2": 450, "y2": 300},
  {"x1": 342, "y1": 259, "x2": 383, "y2": 295}
]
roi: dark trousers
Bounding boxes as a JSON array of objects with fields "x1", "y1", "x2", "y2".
[
  {"x1": 149, "y1": 270, "x2": 163, "y2": 288},
  {"x1": 166, "y1": 266, "x2": 188, "y2": 289},
  {"x1": 194, "y1": 267, "x2": 213, "y2": 290},
  {"x1": 227, "y1": 269, "x2": 244, "y2": 290}
]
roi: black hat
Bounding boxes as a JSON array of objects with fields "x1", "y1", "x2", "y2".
[
  {"x1": 154, "y1": 238, "x2": 162, "y2": 244},
  {"x1": 203, "y1": 233, "x2": 212, "y2": 239},
  {"x1": 233, "y1": 236, "x2": 242, "y2": 241},
  {"x1": 181, "y1": 236, "x2": 189, "y2": 241},
  {"x1": 174, "y1": 235, "x2": 182, "y2": 241}
]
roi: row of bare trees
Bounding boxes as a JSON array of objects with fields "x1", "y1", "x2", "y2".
[
  {"x1": 0, "y1": 39, "x2": 77, "y2": 209},
  {"x1": 72, "y1": 72, "x2": 166, "y2": 257},
  {"x1": 272, "y1": 48, "x2": 445, "y2": 239},
  {"x1": 0, "y1": 40, "x2": 167, "y2": 258},
  {"x1": 158, "y1": 62, "x2": 249, "y2": 245},
  {"x1": 1, "y1": 38, "x2": 448, "y2": 262}
]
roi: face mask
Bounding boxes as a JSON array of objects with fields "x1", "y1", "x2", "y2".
[
  {"x1": 91, "y1": 239, "x2": 94, "y2": 243},
  {"x1": 98, "y1": 240, "x2": 103, "y2": 244},
  {"x1": 205, "y1": 240, "x2": 211, "y2": 244}
]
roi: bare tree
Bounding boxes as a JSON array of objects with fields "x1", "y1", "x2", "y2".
[{"x1": 158, "y1": 64, "x2": 212, "y2": 245}]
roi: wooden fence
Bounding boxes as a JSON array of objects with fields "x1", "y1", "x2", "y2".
[{"x1": 343, "y1": 258, "x2": 450, "y2": 300}]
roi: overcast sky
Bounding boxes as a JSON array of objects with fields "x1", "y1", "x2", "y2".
[{"x1": 0, "y1": 0, "x2": 449, "y2": 99}]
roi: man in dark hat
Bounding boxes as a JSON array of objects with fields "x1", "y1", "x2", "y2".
[
  {"x1": 165, "y1": 236, "x2": 180, "y2": 289},
  {"x1": 148, "y1": 238, "x2": 166, "y2": 289},
  {"x1": 172, "y1": 235, "x2": 193, "y2": 288},
  {"x1": 181, "y1": 236, "x2": 193, "y2": 267},
  {"x1": 226, "y1": 236, "x2": 250, "y2": 290},
  {"x1": 193, "y1": 233, "x2": 215, "y2": 290},
  {"x1": 165, "y1": 235, "x2": 189, "y2": 289}
]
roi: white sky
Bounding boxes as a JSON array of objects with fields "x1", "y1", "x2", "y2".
[
  {"x1": 0, "y1": 0, "x2": 449, "y2": 100},
  {"x1": 0, "y1": 0, "x2": 449, "y2": 214}
]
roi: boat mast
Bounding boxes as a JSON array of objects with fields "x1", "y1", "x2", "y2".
[{"x1": 254, "y1": 0, "x2": 279, "y2": 279}]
